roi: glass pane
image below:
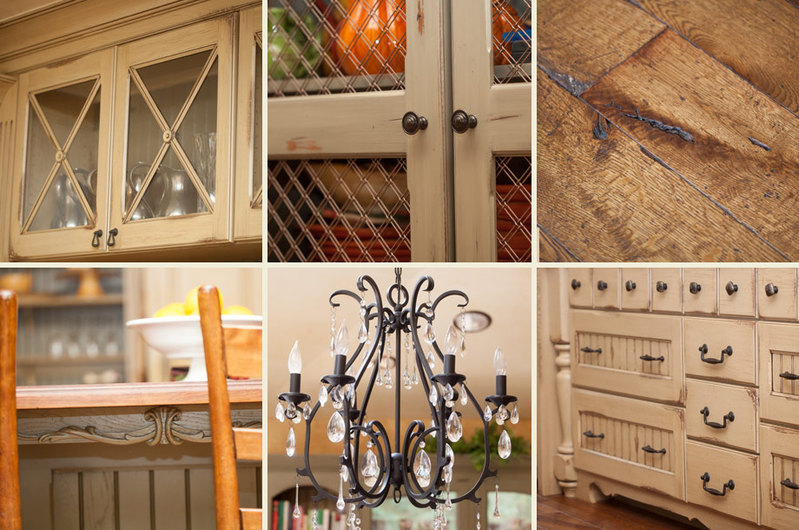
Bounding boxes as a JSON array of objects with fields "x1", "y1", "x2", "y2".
[
  {"x1": 176, "y1": 58, "x2": 218, "y2": 203},
  {"x1": 131, "y1": 146, "x2": 208, "y2": 221},
  {"x1": 253, "y1": 41, "x2": 263, "y2": 202},
  {"x1": 34, "y1": 80, "x2": 94, "y2": 146},
  {"x1": 23, "y1": 106, "x2": 57, "y2": 225},
  {"x1": 268, "y1": 158, "x2": 410, "y2": 262},
  {"x1": 126, "y1": 80, "x2": 164, "y2": 214},
  {"x1": 29, "y1": 167, "x2": 89, "y2": 231},
  {"x1": 136, "y1": 50, "x2": 211, "y2": 126},
  {"x1": 65, "y1": 90, "x2": 101, "y2": 219},
  {"x1": 492, "y1": 0, "x2": 532, "y2": 85},
  {"x1": 267, "y1": 0, "x2": 406, "y2": 97},
  {"x1": 496, "y1": 156, "x2": 532, "y2": 262}
]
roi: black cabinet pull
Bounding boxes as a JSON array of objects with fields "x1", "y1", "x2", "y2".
[
  {"x1": 700, "y1": 472, "x2": 734, "y2": 496},
  {"x1": 725, "y1": 281, "x2": 739, "y2": 296},
  {"x1": 451, "y1": 110, "x2": 477, "y2": 133},
  {"x1": 699, "y1": 344, "x2": 733, "y2": 364},
  {"x1": 107, "y1": 228, "x2": 118, "y2": 247},
  {"x1": 91, "y1": 229, "x2": 103, "y2": 248},
  {"x1": 689, "y1": 282, "x2": 701, "y2": 294},
  {"x1": 583, "y1": 430, "x2": 604, "y2": 439},
  {"x1": 655, "y1": 281, "x2": 668, "y2": 293},
  {"x1": 401, "y1": 111, "x2": 428, "y2": 135},
  {"x1": 625, "y1": 280, "x2": 636, "y2": 291},
  {"x1": 641, "y1": 445, "x2": 666, "y2": 454},
  {"x1": 597, "y1": 280, "x2": 608, "y2": 291},
  {"x1": 700, "y1": 406, "x2": 735, "y2": 429},
  {"x1": 779, "y1": 371, "x2": 799, "y2": 381},
  {"x1": 580, "y1": 346, "x2": 602, "y2": 354},
  {"x1": 765, "y1": 282, "x2": 779, "y2": 296},
  {"x1": 640, "y1": 354, "x2": 665, "y2": 362},
  {"x1": 781, "y1": 478, "x2": 799, "y2": 490},
  {"x1": 571, "y1": 279, "x2": 581, "y2": 290}
]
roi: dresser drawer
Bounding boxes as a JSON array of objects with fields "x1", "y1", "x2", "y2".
[
  {"x1": 719, "y1": 268, "x2": 756, "y2": 318},
  {"x1": 568, "y1": 269, "x2": 592, "y2": 308},
  {"x1": 683, "y1": 268, "x2": 717, "y2": 315},
  {"x1": 620, "y1": 269, "x2": 649, "y2": 311},
  {"x1": 758, "y1": 323, "x2": 799, "y2": 426},
  {"x1": 684, "y1": 318, "x2": 756, "y2": 385},
  {"x1": 651, "y1": 269, "x2": 681, "y2": 313},
  {"x1": 592, "y1": 268, "x2": 620, "y2": 309},
  {"x1": 758, "y1": 268, "x2": 797, "y2": 321},
  {"x1": 685, "y1": 379, "x2": 758, "y2": 452},
  {"x1": 573, "y1": 389, "x2": 685, "y2": 500},
  {"x1": 571, "y1": 311, "x2": 683, "y2": 403},
  {"x1": 686, "y1": 441, "x2": 758, "y2": 524},
  {"x1": 760, "y1": 424, "x2": 799, "y2": 529}
]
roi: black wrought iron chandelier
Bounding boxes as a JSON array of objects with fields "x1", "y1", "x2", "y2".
[{"x1": 275, "y1": 269, "x2": 519, "y2": 529}]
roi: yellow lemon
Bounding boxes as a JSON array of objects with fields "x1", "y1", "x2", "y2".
[
  {"x1": 222, "y1": 305, "x2": 253, "y2": 316},
  {"x1": 153, "y1": 302, "x2": 187, "y2": 318},
  {"x1": 184, "y1": 286, "x2": 223, "y2": 315}
]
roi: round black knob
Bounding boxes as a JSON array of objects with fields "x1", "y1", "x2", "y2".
[
  {"x1": 402, "y1": 111, "x2": 428, "y2": 135},
  {"x1": 725, "y1": 281, "x2": 738, "y2": 296},
  {"x1": 597, "y1": 281, "x2": 608, "y2": 291},
  {"x1": 689, "y1": 282, "x2": 702, "y2": 294},
  {"x1": 656, "y1": 281, "x2": 668, "y2": 293},
  {"x1": 765, "y1": 283, "x2": 779, "y2": 297},
  {"x1": 451, "y1": 110, "x2": 478, "y2": 133},
  {"x1": 625, "y1": 280, "x2": 636, "y2": 292},
  {"x1": 571, "y1": 279, "x2": 581, "y2": 290}
]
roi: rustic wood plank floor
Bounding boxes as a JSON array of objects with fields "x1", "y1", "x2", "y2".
[
  {"x1": 537, "y1": 0, "x2": 799, "y2": 262},
  {"x1": 538, "y1": 494, "x2": 701, "y2": 529}
]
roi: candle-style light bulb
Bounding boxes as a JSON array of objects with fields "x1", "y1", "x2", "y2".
[
  {"x1": 443, "y1": 323, "x2": 459, "y2": 356},
  {"x1": 288, "y1": 340, "x2": 302, "y2": 374},
  {"x1": 335, "y1": 318, "x2": 349, "y2": 357},
  {"x1": 493, "y1": 347, "x2": 506, "y2": 376}
]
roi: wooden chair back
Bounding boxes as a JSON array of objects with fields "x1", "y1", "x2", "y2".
[
  {"x1": 0, "y1": 290, "x2": 21, "y2": 530},
  {"x1": 198, "y1": 285, "x2": 262, "y2": 530}
]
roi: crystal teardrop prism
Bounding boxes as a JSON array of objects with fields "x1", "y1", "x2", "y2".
[
  {"x1": 426, "y1": 350, "x2": 435, "y2": 369},
  {"x1": 444, "y1": 383, "x2": 454, "y2": 401},
  {"x1": 331, "y1": 385, "x2": 344, "y2": 409},
  {"x1": 446, "y1": 411, "x2": 463, "y2": 442},
  {"x1": 429, "y1": 384, "x2": 438, "y2": 405},
  {"x1": 384, "y1": 369, "x2": 393, "y2": 389},
  {"x1": 336, "y1": 477, "x2": 345, "y2": 511},
  {"x1": 423, "y1": 321, "x2": 436, "y2": 344},
  {"x1": 496, "y1": 404, "x2": 506, "y2": 425},
  {"x1": 335, "y1": 319, "x2": 349, "y2": 356},
  {"x1": 287, "y1": 401, "x2": 297, "y2": 419},
  {"x1": 319, "y1": 385, "x2": 328, "y2": 406},
  {"x1": 361, "y1": 448, "x2": 378, "y2": 488},
  {"x1": 376, "y1": 369, "x2": 383, "y2": 385},
  {"x1": 286, "y1": 426, "x2": 296, "y2": 457},
  {"x1": 460, "y1": 384, "x2": 468, "y2": 406},
  {"x1": 498, "y1": 429, "x2": 512, "y2": 459},
  {"x1": 292, "y1": 412, "x2": 302, "y2": 424},
  {"x1": 484, "y1": 404, "x2": 493, "y2": 421},
  {"x1": 510, "y1": 404, "x2": 519, "y2": 424},
  {"x1": 493, "y1": 484, "x2": 501, "y2": 517},
  {"x1": 443, "y1": 324, "x2": 458, "y2": 355},
  {"x1": 276, "y1": 402, "x2": 285, "y2": 422},
  {"x1": 442, "y1": 444, "x2": 454, "y2": 483},
  {"x1": 293, "y1": 482, "x2": 301, "y2": 518},
  {"x1": 340, "y1": 464, "x2": 349, "y2": 483},
  {"x1": 444, "y1": 487, "x2": 452, "y2": 510},
  {"x1": 327, "y1": 412, "x2": 345, "y2": 443},
  {"x1": 459, "y1": 333, "x2": 467, "y2": 358},
  {"x1": 304, "y1": 404, "x2": 311, "y2": 420},
  {"x1": 476, "y1": 511, "x2": 480, "y2": 530},
  {"x1": 413, "y1": 449, "x2": 431, "y2": 487},
  {"x1": 358, "y1": 320, "x2": 368, "y2": 344},
  {"x1": 411, "y1": 368, "x2": 419, "y2": 385}
]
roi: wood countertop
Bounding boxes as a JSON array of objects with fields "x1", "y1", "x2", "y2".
[{"x1": 16, "y1": 380, "x2": 262, "y2": 410}]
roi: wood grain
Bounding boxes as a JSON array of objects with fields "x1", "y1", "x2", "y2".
[
  {"x1": 538, "y1": 494, "x2": 696, "y2": 529},
  {"x1": 537, "y1": 0, "x2": 664, "y2": 94},
  {"x1": 0, "y1": 290, "x2": 21, "y2": 530},
  {"x1": 633, "y1": 0, "x2": 799, "y2": 114},
  {"x1": 538, "y1": 226, "x2": 579, "y2": 262},
  {"x1": 537, "y1": 69, "x2": 786, "y2": 261},
  {"x1": 582, "y1": 30, "x2": 799, "y2": 259}
]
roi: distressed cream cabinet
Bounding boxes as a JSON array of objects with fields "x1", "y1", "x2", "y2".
[
  {"x1": 266, "y1": 0, "x2": 531, "y2": 262},
  {"x1": 0, "y1": 0, "x2": 262, "y2": 261},
  {"x1": 538, "y1": 268, "x2": 799, "y2": 529}
]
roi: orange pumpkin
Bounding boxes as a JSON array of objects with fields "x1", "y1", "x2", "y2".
[
  {"x1": 336, "y1": 0, "x2": 406, "y2": 76},
  {"x1": 493, "y1": 1, "x2": 521, "y2": 65}
]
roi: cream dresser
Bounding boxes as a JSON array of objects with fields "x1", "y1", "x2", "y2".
[{"x1": 538, "y1": 268, "x2": 799, "y2": 529}]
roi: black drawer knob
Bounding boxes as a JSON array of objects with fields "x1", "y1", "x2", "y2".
[
  {"x1": 451, "y1": 110, "x2": 477, "y2": 133},
  {"x1": 401, "y1": 111, "x2": 428, "y2": 135},
  {"x1": 689, "y1": 282, "x2": 701, "y2": 294},
  {"x1": 725, "y1": 281, "x2": 738, "y2": 296},
  {"x1": 597, "y1": 280, "x2": 608, "y2": 291},
  {"x1": 765, "y1": 282, "x2": 779, "y2": 297},
  {"x1": 655, "y1": 281, "x2": 668, "y2": 293},
  {"x1": 571, "y1": 279, "x2": 581, "y2": 290},
  {"x1": 625, "y1": 280, "x2": 636, "y2": 292}
]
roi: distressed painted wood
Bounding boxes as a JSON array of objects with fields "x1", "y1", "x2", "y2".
[
  {"x1": 582, "y1": 30, "x2": 799, "y2": 260},
  {"x1": 537, "y1": 69, "x2": 785, "y2": 262},
  {"x1": 537, "y1": 0, "x2": 664, "y2": 94},
  {"x1": 634, "y1": 0, "x2": 799, "y2": 114},
  {"x1": 685, "y1": 379, "x2": 758, "y2": 452},
  {"x1": 760, "y1": 423, "x2": 799, "y2": 529}
]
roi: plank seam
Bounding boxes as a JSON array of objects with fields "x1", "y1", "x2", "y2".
[
  {"x1": 537, "y1": 223, "x2": 582, "y2": 262},
  {"x1": 587, "y1": 27, "x2": 669, "y2": 95}
]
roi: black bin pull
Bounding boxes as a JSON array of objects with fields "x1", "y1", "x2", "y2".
[
  {"x1": 779, "y1": 371, "x2": 799, "y2": 381},
  {"x1": 781, "y1": 478, "x2": 799, "y2": 490},
  {"x1": 700, "y1": 406, "x2": 735, "y2": 429},
  {"x1": 583, "y1": 430, "x2": 604, "y2": 439},
  {"x1": 700, "y1": 472, "x2": 734, "y2": 496},
  {"x1": 641, "y1": 445, "x2": 666, "y2": 454},
  {"x1": 640, "y1": 354, "x2": 665, "y2": 362},
  {"x1": 580, "y1": 346, "x2": 602, "y2": 354},
  {"x1": 699, "y1": 344, "x2": 733, "y2": 364}
]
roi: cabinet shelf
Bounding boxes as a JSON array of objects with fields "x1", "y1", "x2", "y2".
[
  {"x1": 18, "y1": 293, "x2": 124, "y2": 308},
  {"x1": 17, "y1": 355, "x2": 125, "y2": 367}
]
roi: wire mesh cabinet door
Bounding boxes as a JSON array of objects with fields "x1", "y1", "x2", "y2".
[
  {"x1": 109, "y1": 17, "x2": 234, "y2": 252},
  {"x1": 10, "y1": 49, "x2": 114, "y2": 259},
  {"x1": 451, "y1": 0, "x2": 532, "y2": 262},
  {"x1": 267, "y1": 0, "x2": 452, "y2": 262}
]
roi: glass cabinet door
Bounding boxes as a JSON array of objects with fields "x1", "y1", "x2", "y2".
[
  {"x1": 234, "y1": 6, "x2": 264, "y2": 241},
  {"x1": 11, "y1": 50, "x2": 113, "y2": 258},
  {"x1": 110, "y1": 18, "x2": 233, "y2": 251}
]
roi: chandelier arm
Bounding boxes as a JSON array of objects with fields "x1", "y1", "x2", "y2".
[
  {"x1": 407, "y1": 277, "x2": 443, "y2": 430},
  {"x1": 352, "y1": 313, "x2": 382, "y2": 388},
  {"x1": 401, "y1": 422, "x2": 442, "y2": 506},
  {"x1": 296, "y1": 408, "x2": 338, "y2": 503},
  {"x1": 430, "y1": 290, "x2": 469, "y2": 314},
  {"x1": 344, "y1": 419, "x2": 391, "y2": 502},
  {"x1": 351, "y1": 421, "x2": 394, "y2": 508},
  {"x1": 356, "y1": 327, "x2": 386, "y2": 423}
]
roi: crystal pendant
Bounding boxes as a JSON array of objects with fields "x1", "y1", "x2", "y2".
[
  {"x1": 340, "y1": 464, "x2": 349, "y2": 483},
  {"x1": 276, "y1": 402, "x2": 285, "y2": 422},
  {"x1": 293, "y1": 482, "x2": 301, "y2": 518},
  {"x1": 411, "y1": 367, "x2": 419, "y2": 385},
  {"x1": 403, "y1": 367, "x2": 411, "y2": 389},
  {"x1": 331, "y1": 385, "x2": 344, "y2": 409},
  {"x1": 375, "y1": 368, "x2": 383, "y2": 385},
  {"x1": 303, "y1": 404, "x2": 311, "y2": 420},
  {"x1": 413, "y1": 448, "x2": 431, "y2": 487},
  {"x1": 286, "y1": 426, "x2": 296, "y2": 457},
  {"x1": 358, "y1": 320, "x2": 368, "y2": 344},
  {"x1": 384, "y1": 369, "x2": 393, "y2": 389},
  {"x1": 427, "y1": 350, "x2": 435, "y2": 369},
  {"x1": 361, "y1": 448, "x2": 378, "y2": 488},
  {"x1": 498, "y1": 429, "x2": 512, "y2": 459},
  {"x1": 446, "y1": 411, "x2": 463, "y2": 442},
  {"x1": 319, "y1": 385, "x2": 328, "y2": 407},
  {"x1": 442, "y1": 444, "x2": 454, "y2": 483},
  {"x1": 496, "y1": 404, "x2": 506, "y2": 425},
  {"x1": 292, "y1": 412, "x2": 302, "y2": 424},
  {"x1": 484, "y1": 404, "x2": 493, "y2": 421},
  {"x1": 459, "y1": 332, "x2": 466, "y2": 358},
  {"x1": 335, "y1": 319, "x2": 349, "y2": 356},
  {"x1": 460, "y1": 384, "x2": 468, "y2": 406},
  {"x1": 423, "y1": 321, "x2": 436, "y2": 344},
  {"x1": 444, "y1": 484, "x2": 452, "y2": 510},
  {"x1": 476, "y1": 512, "x2": 480, "y2": 530},
  {"x1": 510, "y1": 404, "x2": 519, "y2": 424},
  {"x1": 443, "y1": 324, "x2": 459, "y2": 355},
  {"x1": 287, "y1": 401, "x2": 297, "y2": 420},
  {"x1": 443, "y1": 383, "x2": 454, "y2": 401},
  {"x1": 493, "y1": 484, "x2": 501, "y2": 517},
  {"x1": 336, "y1": 476, "x2": 345, "y2": 511},
  {"x1": 327, "y1": 412, "x2": 345, "y2": 443},
  {"x1": 429, "y1": 384, "x2": 438, "y2": 405}
]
